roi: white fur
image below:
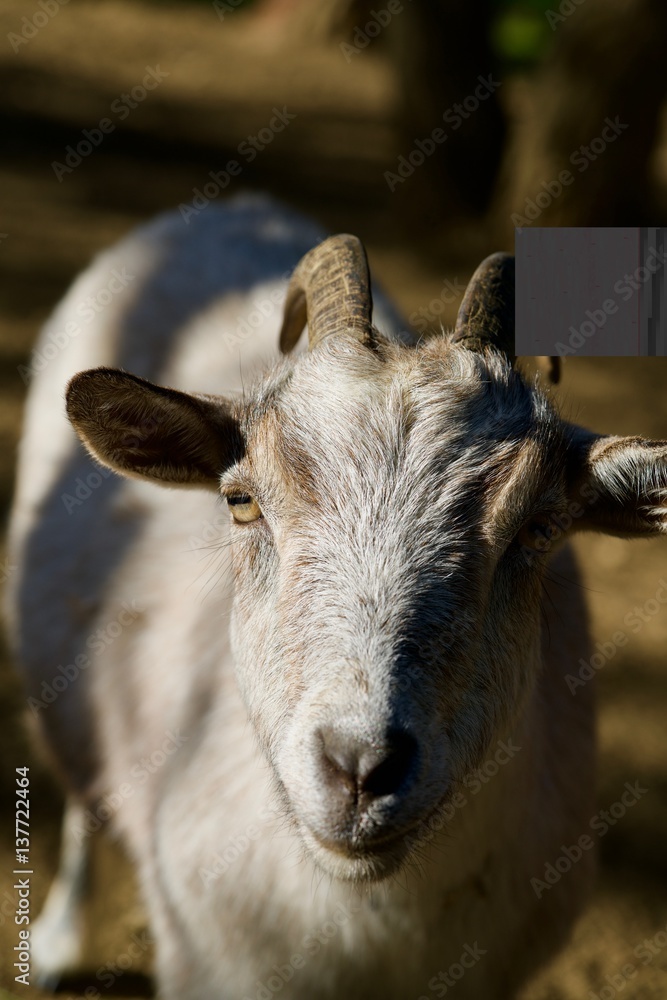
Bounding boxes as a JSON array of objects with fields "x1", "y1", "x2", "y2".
[{"x1": 7, "y1": 196, "x2": 665, "y2": 999}]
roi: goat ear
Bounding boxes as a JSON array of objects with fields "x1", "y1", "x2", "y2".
[
  {"x1": 66, "y1": 368, "x2": 242, "y2": 489},
  {"x1": 568, "y1": 427, "x2": 667, "y2": 536}
]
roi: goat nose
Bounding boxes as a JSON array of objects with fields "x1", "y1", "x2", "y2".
[{"x1": 319, "y1": 727, "x2": 419, "y2": 800}]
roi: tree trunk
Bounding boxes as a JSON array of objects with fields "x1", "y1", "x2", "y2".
[{"x1": 493, "y1": 0, "x2": 667, "y2": 243}]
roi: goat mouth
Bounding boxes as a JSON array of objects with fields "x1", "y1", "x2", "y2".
[
  {"x1": 323, "y1": 825, "x2": 419, "y2": 853},
  {"x1": 301, "y1": 824, "x2": 419, "y2": 881}
]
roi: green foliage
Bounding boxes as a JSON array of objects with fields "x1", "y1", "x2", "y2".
[{"x1": 491, "y1": 0, "x2": 557, "y2": 70}]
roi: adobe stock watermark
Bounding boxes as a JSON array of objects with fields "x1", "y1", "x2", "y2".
[
  {"x1": 179, "y1": 108, "x2": 296, "y2": 223},
  {"x1": 32, "y1": 931, "x2": 153, "y2": 997},
  {"x1": 417, "y1": 942, "x2": 487, "y2": 1000},
  {"x1": 589, "y1": 920, "x2": 667, "y2": 1000},
  {"x1": 18, "y1": 267, "x2": 135, "y2": 385},
  {"x1": 27, "y1": 600, "x2": 144, "y2": 715},
  {"x1": 530, "y1": 780, "x2": 648, "y2": 898},
  {"x1": 517, "y1": 480, "x2": 603, "y2": 569},
  {"x1": 565, "y1": 578, "x2": 667, "y2": 694},
  {"x1": 7, "y1": 0, "x2": 70, "y2": 53},
  {"x1": 61, "y1": 464, "x2": 116, "y2": 514},
  {"x1": 340, "y1": 0, "x2": 412, "y2": 63},
  {"x1": 384, "y1": 74, "x2": 501, "y2": 192},
  {"x1": 73, "y1": 729, "x2": 189, "y2": 843},
  {"x1": 189, "y1": 514, "x2": 229, "y2": 553},
  {"x1": 0, "y1": 888, "x2": 22, "y2": 930},
  {"x1": 219, "y1": 270, "x2": 293, "y2": 351},
  {"x1": 60, "y1": 413, "x2": 161, "y2": 510},
  {"x1": 176, "y1": 270, "x2": 292, "y2": 364},
  {"x1": 409, "y1": 277, "x2": 466, "y2": 333},
  {"x1": 242, "y1": 900, "x2": 362, "y2": 1000},
  {"x1": 553, "y1": 244, "x2": 667, "y2": 356},
  {"x1": 58, "y1": 930, "x2": 152, "y2": 998},
  {"x1": 51, "y1": 66, "x2": 169, "y2": 181},
  {"x1": 404, "y1": 738, "x2": 521, "y2": 852},
  {"x1": 199, "y1": 804, "x2": 281, "y2": 888},
  {"x1": 60, "y1": 415, "x2": 160, "y2": 512},
  {"x1": 512, "y1": 116, "x2": 629, "y2": 229},
  {"x1": 545, "y1": 0, "x2": 586, "y2": 30},
  {"x1": 0, "y1": 554, "x2": 17, "y2": 585}
]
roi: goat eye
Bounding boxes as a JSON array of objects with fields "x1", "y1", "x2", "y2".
[
  {"x1": 514, "y1": 516, "x2": 555, "y2": 553},
  {"x1": 227, "y1": 494, "x2": 262, "y2": 524}
]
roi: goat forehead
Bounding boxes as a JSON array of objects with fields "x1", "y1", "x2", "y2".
[
  {"x1": 263, "y1": 341, "x2": 554, "y2": 499},
  {"x1": 238, "y1": 345, "x2": 562, "y2": 638}
]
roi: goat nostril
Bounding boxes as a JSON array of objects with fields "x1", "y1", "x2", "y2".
[
  {"x1": 360, "y1": 731, "x2": 419, "y2": 798},
  {"x1": 319, "y1": 730, "x2": 359, "y2": 795},
  {"x1": 319, "y1": 727, "x2": 419, "y2": 800},
  {"x1": 324, "y1": 739, "x2": 357, "y2": 791}
]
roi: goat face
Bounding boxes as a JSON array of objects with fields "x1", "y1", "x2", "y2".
[
  {"x1": 225, "y1": 337, "x2": 563, "y2": 881},
  {"x1": 66, "y1": 237, "x2": 667, "y2": 883}
]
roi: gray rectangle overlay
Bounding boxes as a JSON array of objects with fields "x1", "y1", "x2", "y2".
[{"x1": 515, "y1": 227, "x2": 667, "y2": 356}]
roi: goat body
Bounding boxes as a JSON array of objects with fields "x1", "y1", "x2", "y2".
[{"x1": 7, "y1": 196, "x2": 666, "y2": 999}]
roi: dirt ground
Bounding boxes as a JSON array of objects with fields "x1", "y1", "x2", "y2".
[{"x1": 1, "y1": 2, "x2": 666, "y2": 998}]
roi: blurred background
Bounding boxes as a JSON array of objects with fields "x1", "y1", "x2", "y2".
[{"x1": 1, "y1": 0, "x2": 666, "y2": 996}]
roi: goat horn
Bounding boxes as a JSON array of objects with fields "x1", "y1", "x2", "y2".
[
  {"x1": 452, "y1": 252, "x2": 516, "y2": 359},
  {"x1": 535, "y1": 355, "x2": 561, "y2": 384},
  {"x1": 279, "y1": 234, "x2": 374, "y2": 353},
  {"x1": 452, "y1": 252, "x2": 559, "y2": 384}
]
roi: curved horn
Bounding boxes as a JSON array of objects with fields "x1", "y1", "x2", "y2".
[
  {"x1": 279, "y1": 234, "x2": 374, "y2": 353},
  {"x1": 452, "y1": 252, "x2": 516, "y2": 358},
  {"x1": 535, "y1": 355, "x2": 561, "y2": 385},
  {"x1": 452, "y1": 252, "x2": 560, "y2": 384}
]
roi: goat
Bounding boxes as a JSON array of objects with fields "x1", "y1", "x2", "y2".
[{"x1": 7, "y1": 195, "x2": 667, "y2": 999}]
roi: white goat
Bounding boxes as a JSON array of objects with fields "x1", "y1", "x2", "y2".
[{"x1": 7, "y1": 195, "x2": 666, "y2": 999}]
